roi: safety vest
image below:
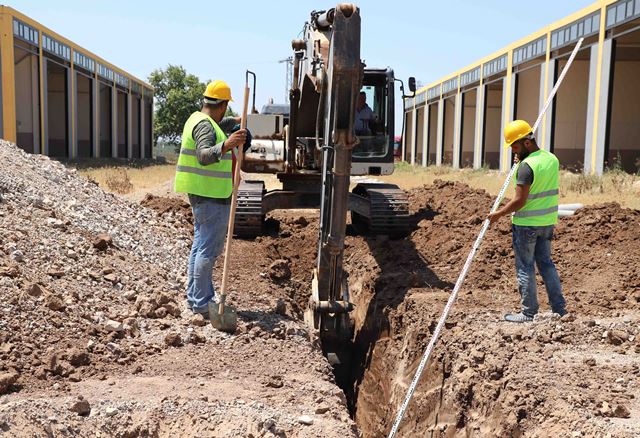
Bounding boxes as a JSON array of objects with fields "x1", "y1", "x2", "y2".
[
  {"x1": 174, "y1": 111, "x2": 232, "y2": 199},
  {"x1": 512, "y1": 149, "x2": 559, "y2": 226}
]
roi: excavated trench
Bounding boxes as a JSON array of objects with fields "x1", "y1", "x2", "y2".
[{"x1": 143, "y1": 182, "x2": 640, "y2": 437}]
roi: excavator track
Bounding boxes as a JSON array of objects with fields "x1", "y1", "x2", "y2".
[
  {"x1": 351, "y1": 183, "x2": 411, "y2": 238},
  {"x1": 234, "y1": 180, "x2": 264, "y2": 238}
]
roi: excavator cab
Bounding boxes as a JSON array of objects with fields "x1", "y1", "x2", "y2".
[{"x1": 352, "y1": 68, "x2": 396, "y2": 176}]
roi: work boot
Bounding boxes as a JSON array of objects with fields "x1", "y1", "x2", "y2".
[{"x1": 504, "y1": 312, "x2": 534, "y2": 323}]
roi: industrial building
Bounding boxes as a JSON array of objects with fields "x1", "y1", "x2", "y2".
[
  {"x1": 403, "y1": 0, "x2": 640, "y2": 175},
  {"x1": 0, "y1": 6, "x2": 153, "y2": 159}
]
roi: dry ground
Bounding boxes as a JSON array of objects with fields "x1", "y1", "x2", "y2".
[{"x1": 78, "y1": 162, "x2": 640, "y2": 209}]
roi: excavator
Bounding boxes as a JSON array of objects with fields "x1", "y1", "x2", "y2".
[{"x1": 237, "y1": 4, "x2": 415, "y2": 355}]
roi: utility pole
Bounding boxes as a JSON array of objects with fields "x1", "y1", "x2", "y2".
[{"x1": 278, "y1": 57, "x2": 293, "y2": 102}]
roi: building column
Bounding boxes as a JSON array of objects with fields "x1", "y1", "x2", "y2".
[
  {"x1": 42, "y1": 60, "x2": 49, "y2": 156},
  {"x1": 422, "y1": 104, "x2": 429, "y2": 166},
  {"x1": 68, "y1": 64, "x2": 75, "y2": 158},
  {"x1": 111, "y1": 84, "x2": 117, "y2": 158},
  {"x1": 499, "y1": 72, "x2": 515, "y2": 172},
  {"x1": 92, "y1": 75, "x2": 99, "y2": 157},
  {"x1": 436, "y1": 98, "x2": 444, "y2": 165},
  {"x1": 0, "y1": 14, "x2": 16, "y2": 143},
  {"x1": 473, "y1": 85, "x2": 485, "y2": 169},
  {"x1": 410, "y1": 106, "x2": 417, "y2": 165},
  {"x1": 452, "y1": 91, "x2": 463, "y2": 169},
  {"x1": 584, "y1": 38, "x2": 612, "y2": 175},
  {"x1": 539, "y1": 60, "x2": 555, "y2": 151}
]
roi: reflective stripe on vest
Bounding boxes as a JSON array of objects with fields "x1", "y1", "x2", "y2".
[
  {"x1": 174, "y1": 111, "x2": 232, "y2": 199},
  {"x1": 512, "y1": 149, "x2": 560, "y2": 227}
]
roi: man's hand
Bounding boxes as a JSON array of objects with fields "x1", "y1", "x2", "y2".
[
  {"x1": 225, "y1": 129, "x2": 247, "y2": 151},
  {"x1": 487, "y1": 211, "x2": 502, "y2": 225}
]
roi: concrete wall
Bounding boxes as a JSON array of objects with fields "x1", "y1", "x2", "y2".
[
  {"x1": 415, "y1": 106, "x2": 425, "y2": 165},
  {"x1": 553, "y1": 57, "x2": 590, "y2": 170},
  {"x1": 608, "y1": 53, "x2": 640, "y2": 173},
  {"x1": 76, "y1": 73, "x2": 92, "y2": 158},
  {"x1": 443, "y1": 96, "x2": 455, "y2": 165},
  {"x1": 46, "y1": 62, "x2": 68, "y2": 157},
  {"x1": 99, "y1": 82, "x2": 112, "y2": 158},
  {"x1": 14, "y1": 47, "x2": 39, "y2": 153},
  {"x1": 461, "y1": 88, "x2": 476, "y2": 167},
  {"x1": 428, "y1": 102, "x2": 438, "y2": 164},
  {"x1": 515, "y1": 66, "x2": 540, "y2": 126},
  {"x1": 404, "y1": 111, "x2": 413, "y2": 162},
  {"x1": 483, "y1": 82, "x2": 503, "y2": 169}
]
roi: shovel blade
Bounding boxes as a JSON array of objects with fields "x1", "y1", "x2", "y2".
[{"x1": 208, "y1": 301, "x2": 238, "y2": 333}]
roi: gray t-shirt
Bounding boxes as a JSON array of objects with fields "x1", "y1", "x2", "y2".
[
  {"x1": 516, "y1": 162, "x2": 534, "y2": 186},
  {"x1": 192, "y1": 116, "x2": 238, "y2": 166}
]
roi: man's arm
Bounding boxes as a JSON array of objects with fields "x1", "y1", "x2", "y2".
[
  {"x1": 193, "y1": 120, "x2": 224, "y2": 166},
  {"x1": 488, "y1": 163, "x2": 532, "y2": 224}
]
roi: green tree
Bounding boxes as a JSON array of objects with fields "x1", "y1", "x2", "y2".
[{"x1": 148, "y1": 65, "x2": 205, "y2": 147}]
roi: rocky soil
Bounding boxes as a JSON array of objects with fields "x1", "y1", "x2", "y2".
[
  {"x1": 2, "y1": 136, "x2": 639, "y2": 437},
  {"x1": 0, "y1": 140, "x2": 356, "y2": 437}
]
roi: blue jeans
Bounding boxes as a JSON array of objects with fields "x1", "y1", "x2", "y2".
[
  {"x1": 187, "y1": 195, "x2": 230, "y2": 313},
  {"x1": 512, "y1": 224, "x2": 566, "y2": 317}
]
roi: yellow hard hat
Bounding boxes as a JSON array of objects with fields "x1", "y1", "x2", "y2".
[
  {"x1": 203, "y1": 80, "x2": 233, "y2": 103},
  {"x1": 504, "y1": 120, "x2": 533, "y2": 148}
]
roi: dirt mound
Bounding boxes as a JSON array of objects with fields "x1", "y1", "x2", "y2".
[
  {"x1": 0, "y1": 140, "x2": 356, "y2": 437},
  {"x1": 141, "y1": 194, "x2": 193, "y2": 230},
  {"x1": 344, "y1": 179, "x2": 640, "y2": 437}
]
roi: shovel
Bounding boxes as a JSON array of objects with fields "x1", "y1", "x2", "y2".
[{"x1": 210, "y1": 71, "x2": 253, "y2": 333}]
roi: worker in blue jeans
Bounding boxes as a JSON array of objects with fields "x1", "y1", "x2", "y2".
[
  {"x1": 174, "y1": 80, "x2": 250, "y2": 319},
  {"x1": 488, "y1": 120, "x2": 567, "y2": 323}
]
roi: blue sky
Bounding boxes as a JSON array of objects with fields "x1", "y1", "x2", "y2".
[{"x1": 14, "y1": 0, "x2": 593, "y2": 130}]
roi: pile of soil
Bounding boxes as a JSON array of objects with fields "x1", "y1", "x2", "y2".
[{"x1": 0, "y1": 140, "x2": 356, "y2": 437}]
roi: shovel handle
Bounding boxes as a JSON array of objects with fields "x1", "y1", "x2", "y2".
[{"x1": 218, "y1": 76, "x2": 251, "y2": 315}]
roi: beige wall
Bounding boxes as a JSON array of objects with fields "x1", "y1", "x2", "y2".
[
  {"x1": 484, "y1": 83, "x2": 503, "y2": 169},
  {"x1": 553, "y1": 58, "x2": 589, "y2": 169},
  {"x1": 428, "y1": 103, "x2": 438, "y2": 164},
  {"x1": 461, "y1": 89, "x2": 477, "y2": 167},
  {"x1": 14, "y1": 47, "x2": 40, "y2": 153},
  {"x1": 443, "y1": 96, "x2": 455, "y2": 165},
  {"x1": 415, "y1": 106, "x2": 425, "y2": 164},
  {"x1": 515, "y1": 66, "x2": 540, "y2": 126},
  {"x1": 608, "y1": 59, "x2": 640, "y2": 173},
  {"x1": 404, "y1": 111, "x2": 413, "y2": 162}
]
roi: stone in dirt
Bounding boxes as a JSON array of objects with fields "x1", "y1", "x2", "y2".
[
  {"x1": 189, "y1": 313, "x2": 208, "y2": 327},
  {"x1": 45, "y1": 294, "x2": 65, "y2": 311},
  {"x1": 104, "y1": 320, "x2": 124, "y2": 332},
  {"x1": 613, "y1": 404, "x2": 631, "y2": 418},
  {"x1": 68, "y1": 396, "x2": 91, "y2": 417},
  {"x1": 298, "y1": 415, "x2": 314, "y2": 425},
  {"x1": 265, "y1": 375, "x2": 284, "y2": 388},
  {"x1": 0, "y1": 372, "x2": 19, "y2": 394},
  {"x1": 269, "y1": 259, "x2": 291, "y2": 282},
  {"x1": 67, "y1": 348, "x2": 90, "y2": 367},
  {"x1": 607, "y1": 329, "x2": 629, "y2": 346},
  {"x1": 164, "y1": 332, "x2": 183, "y2": 347},
  {"x1": 26, "y1": 283, "x2": 45, "y2": 297},
  {"x1": 92, "y1": 233, "x2": 113, "y2": 251}
]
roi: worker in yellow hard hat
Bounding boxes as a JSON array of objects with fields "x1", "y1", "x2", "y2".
[
  {"x1": 488, "y1": 120, "x2": 567, "y2": 323},
  {"x1": 174, "y1": 80, "x2": 251, "y2": 320}
]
